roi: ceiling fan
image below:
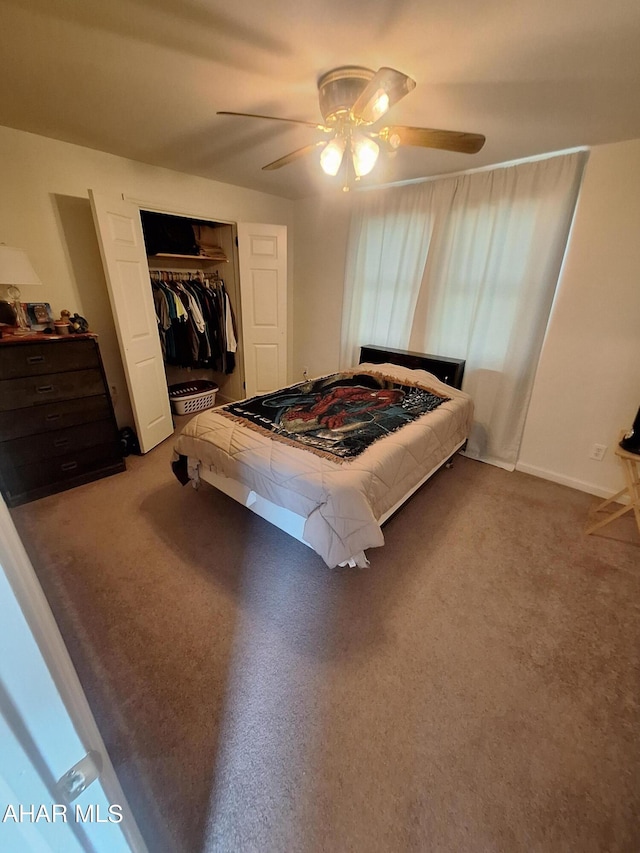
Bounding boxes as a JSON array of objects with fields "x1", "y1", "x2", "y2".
[{"x1": 218, "y1": 66, "x2": 486, "y2": 188}]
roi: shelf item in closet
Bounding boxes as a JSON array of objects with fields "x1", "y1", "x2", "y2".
[
  {"x1": 148, "y1": 253, "x2": 229, "y2": 263},
  {"x1": 0, "y1": 334, "x2": 125, "y2": 507}
]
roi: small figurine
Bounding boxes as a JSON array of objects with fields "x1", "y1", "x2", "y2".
[
  {"x1": 54, "y1": 309, "x2": 71, "y2": 335},
  {"x1": 69, "y1": 313, "x2": 89, "y2": 333}
]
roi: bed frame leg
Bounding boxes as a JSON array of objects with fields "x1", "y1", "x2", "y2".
[
  {"x1": 446, "y1": 441, "x2": 467, "y2": 469},
  {"x1": 188, "y1": 457, "x2": 201, "y2": 490}
]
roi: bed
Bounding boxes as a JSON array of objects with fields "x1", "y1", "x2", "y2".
[{"x1": 172, "y1": 347, "x2": 473, "y2": 568}]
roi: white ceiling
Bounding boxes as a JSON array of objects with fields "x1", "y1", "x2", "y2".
[{"x1": 1, "y1": 0, "x2": 639, "y2": 200}]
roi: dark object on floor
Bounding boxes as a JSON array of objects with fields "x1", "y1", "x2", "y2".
[
  {"x1": 120, "y1": 427, "x2": 141, "y2": 457},
  {"x1": 171, "y1": 453, "x2": 190, "y2": 485},
  {"x1": 620, "y1": 405, "x2": 640, "y2": 455}
]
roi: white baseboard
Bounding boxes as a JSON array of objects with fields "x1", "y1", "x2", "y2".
[{"x1": 515, "y1": 461, "x2": 620, "y2": 500}]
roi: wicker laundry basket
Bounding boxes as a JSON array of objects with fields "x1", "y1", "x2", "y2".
[{"x1": 168, "y1": 380, "x2": 219, "y2": 415}]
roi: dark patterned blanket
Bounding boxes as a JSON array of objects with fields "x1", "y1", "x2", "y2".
[{"x1": 221, "y1": 370, "x2": 450, "y2": 462}]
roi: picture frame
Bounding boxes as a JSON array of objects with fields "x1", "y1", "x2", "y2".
[{"x1": 24, "y1": 302, "x2": 54, "y2": 331}]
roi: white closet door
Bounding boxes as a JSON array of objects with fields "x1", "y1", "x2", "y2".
[
  {"x1": 89, "y1": 191, "x2": 173, "y2": 453},
  {"x1": 0, "y1": 496, "x2": 147, "y2": 853},
  {"x1": 237, "y1": 223, "x2": 287, "y2": 397}
]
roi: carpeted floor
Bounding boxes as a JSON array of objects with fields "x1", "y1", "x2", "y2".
[{"x1": 10, "y1": 435, "x2": 640, "y2": 853}]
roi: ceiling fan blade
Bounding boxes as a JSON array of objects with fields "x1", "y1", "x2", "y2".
[
  {"x1": 379, "y1": 125, "x2": 486, "y2": 154},
  {"x1": 217, "y1": 111, "x2": 329, "y2": 131},
  {"x1": 262, "y1": 141, "x2": 327, "y2": 171},
  {"x1": 350, "y1": 67, "x2": 416, "y2": 124}
]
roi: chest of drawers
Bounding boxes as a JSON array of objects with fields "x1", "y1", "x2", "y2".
[{"x1": 0, "y1": 335, "x2": 125, "y2": 506}]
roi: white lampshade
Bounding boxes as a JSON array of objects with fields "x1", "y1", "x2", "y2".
[
  {"x1": 320, "y1": 136, "x2": 347, "y2": 176},
  {"x1": 352, "y1": 135, "x2": 380, "y2": 177},
  {"x1": 0, "y1": 245, "x2": 42, "y2": 286}
]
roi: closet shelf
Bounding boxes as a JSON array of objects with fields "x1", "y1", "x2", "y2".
[{"x1": 149, "y1": 253, "x2": 228, "y2": 263}]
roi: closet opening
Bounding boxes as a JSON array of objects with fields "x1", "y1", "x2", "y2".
[
  {"x1": 139, "y1": 209, "x2": 245, "y2": 413},
  {"x1": 90, "y1": 187, "x2": 287, "y2": 453}
]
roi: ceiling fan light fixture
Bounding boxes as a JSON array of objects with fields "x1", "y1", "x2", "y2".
[
  {"x1": 367, "y1": 90, "x2": 390, "y2": 123},
  {"x1": 317, "y1": 66, "x2": 375, "y2": 124},
  {"x1": 224, "y1": 65, "x2": 486, "y2": 185},
  {"x1": 351, "y1": 67, "x2": 417, "y2": 124},
  {"x1": 320, "y1": 136, "x2": 347, "y2": 176},
  {"x1": 388, "y1": 131, "x2": 401, "y2": 149},
  {"x1": 352, "y1": 135, "x2": 380, "y2": 177}
]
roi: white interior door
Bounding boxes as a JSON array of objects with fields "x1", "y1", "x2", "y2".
[
  {"x1": 237, "y1": 223, "x2": 287, "y2": 397},
  {"x1": 0, "y1": 496, "x2": 147, "y2": 853},
  {"x1": 89, "y1": 191, "x2": 173, "y2": 453}
]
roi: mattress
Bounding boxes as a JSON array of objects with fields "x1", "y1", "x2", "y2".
[{"x1": 173, "y1": 363, "x2": 473, "y2": 567}]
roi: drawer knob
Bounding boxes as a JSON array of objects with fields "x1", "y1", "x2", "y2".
[
  {"x1": 37, "y1": 385, "x2": 55, "y2": 394},
  {"x1": 61, "y1": 461, "x2": 78, "y2": 472},
  {"x1": 45, "y1": 413, "x2": 61, "y2": 422},
  {"x1": 53, "y1": 437, "x2": 69, "y2": 448},
  {"x1": 27, "y1": 355, "x2": 45, "y2": 364}
]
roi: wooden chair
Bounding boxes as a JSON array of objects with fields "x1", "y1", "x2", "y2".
[{"x1": 586, "y1": 435, "x2": 640, "y2": 537}]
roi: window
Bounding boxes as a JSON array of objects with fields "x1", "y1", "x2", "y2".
[{"x1": 341, "y1": 152, "x2": 587, "y2": 468}]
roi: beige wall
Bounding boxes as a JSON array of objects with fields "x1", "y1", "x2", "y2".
[
  {"x1": 294, "y1": 138, "x2": 640, "y2": 498},
  {"x1": 517, "y1": 137, "x2": 640, "y2": 497},
  {"x1": 292, "y1": 192, "x2": 353, "y2": 381},
  {"x1": 0, "y1": 125, "x2": 294, "y2": 427}
]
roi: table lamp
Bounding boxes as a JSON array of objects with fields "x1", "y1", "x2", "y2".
[{"x1": 0, "y1": 244, "x2": 42, "y2": 335}]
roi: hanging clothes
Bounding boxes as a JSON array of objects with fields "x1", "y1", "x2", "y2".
[
  {"x1": 150, "y1": 272, "x2": 237, "y2": 373},
  {"x1": 223, "y1": 292, "x2": 238, "y2": 374}
]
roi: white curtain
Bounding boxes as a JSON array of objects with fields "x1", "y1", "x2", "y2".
[{"x1": 340, "y1": 151, "x2": 587, "y2": 470}]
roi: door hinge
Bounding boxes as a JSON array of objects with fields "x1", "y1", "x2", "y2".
[{"x1": 56, "y1": 750, "x2": 103, "y2": 802}]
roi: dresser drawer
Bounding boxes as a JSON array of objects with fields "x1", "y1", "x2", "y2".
[
  {"x1": 0, "y1": 369, "x2": 105, "y2": 411},
  {"x1": 1, "y1": 442, "x2": 122, "y2": 499},
  {"x1": 0, "y1": 335, "x2": 125, "y2": 505},
  {"x1": 0, "y1": 339, "x2": 99, "y2": 379},
  {"x1": 0, "y1": 420, "x2": 118, "y2": 467},
  {"x1": 0, "y1": 395, "x2": 112, "y2": 441}
]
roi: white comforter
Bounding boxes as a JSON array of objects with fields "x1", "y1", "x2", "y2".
[{"x1": 173, "y1": 363, "x2": 473, "y2": 567}]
